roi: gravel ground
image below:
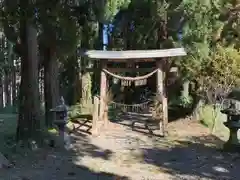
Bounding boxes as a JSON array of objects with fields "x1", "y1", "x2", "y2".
[{"x1": 1, "y1": 118, "x2": 240, "y2": 180}]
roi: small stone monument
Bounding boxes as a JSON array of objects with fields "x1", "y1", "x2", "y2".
[{"x1": 50, "y1": 97, "x2": 71, "y2": 149}]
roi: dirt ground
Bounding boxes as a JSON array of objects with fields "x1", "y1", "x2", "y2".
[{"x1": 1, "y1": 118, "x2": 240, "y2": 180}]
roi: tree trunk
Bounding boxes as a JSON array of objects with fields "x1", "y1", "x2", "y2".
[
  {"x1": 77, "y1": 57, "x2": 82, "y2": 103},
  {"x1": 0, "y1": 76, "x2": 3, "y2": 108},
  {"x1": 39, "y1": 68, "x2": 44, "y2": 103},
  {"x1": 43, "y1": 47, "x2": 60, "y2": 127},
  {"x1": 4, "y1": 71, "x2": 11, "y2": 106},
  {"x1": 16, "y1": 13, "x2": 41, "y2": 142},
  {"x1": 72, "y1": 53, "x2": 81, "y2": 104},
  {"x1": 12, "y1": 64, "x2": 17, "y2": 107}
]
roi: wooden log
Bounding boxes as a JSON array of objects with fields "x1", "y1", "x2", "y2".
[
  {"x1": 162, "y1": 59, "x2": 168, "y2": 126},
  {"x1": 99, "y1": 62, "x2": 107, "y2": 122},
  {"x1": 92, "y1": 96, "x2": 99, "y2": 135},
  {"x1": 156, "y1": 60, "x2": 168, "y2": 136}
]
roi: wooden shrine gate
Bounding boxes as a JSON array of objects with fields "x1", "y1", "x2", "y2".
[{"x1": 82, "y1": 48, "x2": 186, "y2": 135}]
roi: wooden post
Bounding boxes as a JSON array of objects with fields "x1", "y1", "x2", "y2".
[
  {"x1": 156, "y1": 60, "x2": 168, "y2": 136},
  {"x1": 92, "y1": 96, "x2": 99, "y2": 135},
  {"x1": 100, "y1": 62, "x2": 107, "y2": 122}
]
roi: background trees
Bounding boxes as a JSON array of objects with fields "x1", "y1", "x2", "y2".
[{"x1": 0, "y1": 0, "x2": 239, "y2": 143}]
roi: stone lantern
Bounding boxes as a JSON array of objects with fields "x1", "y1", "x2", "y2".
[
  {"x1": 221, "y1": 89, "x2": 240, "y2": 152},
  {"x1": 50, "y1": 97, "x2": 70, "y2": 149}
]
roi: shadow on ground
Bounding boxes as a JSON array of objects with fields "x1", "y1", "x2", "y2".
[
  {"x1": 0, "y1": 130, "x2": 129, "y2": 180},
  {"x1": 109, "y1": 111, "x2": 165, "y2": 137},
  {"x1": 2, "y1": 112, "x2": 240, "y2": 180},
  {"x1": 140, "y1": 135, "x2": 240, "y2": 180}
]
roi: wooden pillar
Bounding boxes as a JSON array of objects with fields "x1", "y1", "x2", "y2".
[
  {"x1": 99, "y1": 62, "x2": 107, "y2": 122},
  {"x1": 92, "y1": 96, "x2": 99, "y2": 135},
  {"x1": 156, "y1": 60, "x2": 168, "y2": 135}
]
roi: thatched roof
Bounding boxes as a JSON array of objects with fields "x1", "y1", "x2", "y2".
[{"x1": 81, "y1": 48, "x2": 186, "y2": 60}]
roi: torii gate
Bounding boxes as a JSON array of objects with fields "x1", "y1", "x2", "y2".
[{"x1": 83, "y1": 48, "x2": 187, "y2": 135}]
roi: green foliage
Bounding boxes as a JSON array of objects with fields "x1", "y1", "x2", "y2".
[
  {"x1": 179, "y1": 95, "x2": 193, "y2": 108},
  {"x1": 47, "y1": 128, "x2": 58, "y2": 135},
  {"x1": 174, "y1": 0, "x2": 240, "y2": 102},
  {"x1": 37, "y1": 1, "x2": 80, "y2": 57},
  {"x1": 110, "y1": 0, "x2": 179, "y2": 50},
  {"x1": 219, "y1": 0, "x2": 240, "y2": 48},
  {"x1": 198, "y1": 44, "x2": 240, "y2": 96},
  {"x1": 97, "y1": 0, "x2": 131, "y2": 23},
  {"x1": 68, "y1": 103, "x2": 93, "y2": 119},
  {"x1": 176, "y1": 0, "x2": 222, "y2": 80},
  {"x1": 169, "y1": 94, "x2": 193, "y2": 109},
  {"x1": 68, "y1": 103, "x2": 83, "y2": 119}
]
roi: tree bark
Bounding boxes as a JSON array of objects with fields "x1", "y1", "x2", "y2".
[
  {"x1": 39, "y1": 68, "x2": 44, "y2": 103},
  {"x1": 72, "y1": 53, "x2": 81, "y2": 105},
  {"x1": 12, "y1": 64, "x2": 17, "y2": 107},
  {"x1": 16, "y1": 7, "x2": 41, "y2": 142},
  {"x1": 11, "y1": 52, "x2": 18, "y2": 107},
  {"x1": 4, "y1": 71, "x2": 11, "y2": 106},
  {"x1": 0, "y1": 76, "x2": 3, "y2": 108},
  {"x1": 43, "y1": 47, "x2": 60, "y2": 127}
]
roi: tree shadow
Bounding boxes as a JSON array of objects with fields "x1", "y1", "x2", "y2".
[
  {"x1": 109, "y1": 111, "x2": 164, "y2": 137},
  {"x1": 168, "y1": 106, "x2": 193, "y2": 122},
  {"x1": 70, "y1": 131, "x2": 114, "y2": 160},
  {"x1": 140, "y1": 135, "x2": 240, "y2": 179},
  {"x1": 1, "y1": 130, "x2": 130, "y2": 180}
]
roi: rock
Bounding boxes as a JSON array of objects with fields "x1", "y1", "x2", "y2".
[{"x1": 0, "y1": 153, "x2": 11, "y2": 169}]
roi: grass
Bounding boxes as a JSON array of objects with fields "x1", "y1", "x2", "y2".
[
  {"x1": 0, "y1": 113, "x2": 18, "y2": 153},
  {"x1": 0, "y1": 114, "x2": 17, "y2": 135}
]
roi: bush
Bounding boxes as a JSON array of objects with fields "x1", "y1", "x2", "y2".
[
  {"x1": 179, "y1": 95, "x2": 193, "y2": 108},
  {"x1": 199, "y1": 105, "x2": 226, "y2": 129},
  {"x1": 169, "y1": 95, "x2": 193, "y2": 109},
  {"x1": 68, "y1": 103, "x2": 82, "y2": 119},
  {"x1": 199, "y1": 105, "x2": 215, "y2": 127},
  {"x1": 68, "y1": 102, "x2": 93, "y2": 119}
]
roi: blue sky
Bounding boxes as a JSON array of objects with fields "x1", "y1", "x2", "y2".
[
  {"x1": 103, "y1": 24, "x2": 114, "y2": 50},
  {"x1": 103, "y1": 25, "x2": 108, "y2": 50}
]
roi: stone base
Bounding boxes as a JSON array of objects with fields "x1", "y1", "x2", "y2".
[
  {"x1": 48, "y1": 131, "x2": 72, "y2": 150},
  {"x1": 0, "y1": 153, "x2": 11, "y2": 169}
]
